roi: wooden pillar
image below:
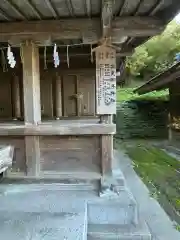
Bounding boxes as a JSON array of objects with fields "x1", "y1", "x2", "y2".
[
  {"x1": 169, "y1": 81, "x2": 180, "y2": 141},
  {"x1": 55, "y1": 74, "x2": 62, "y2": 119},
  {"x1": 12, "y1": 75, "x2": 21, "y2": 120},
  {"x1": 21, "y1": 41, "x2": 41, "y2": 177},
  {"x1": 22, "y1": 41, "x2": 41, "y2": 125},
  {"x1": 25, "y1": 136, "x2": 40, "y2": 176},
  {"x1": 95, "y1": 45, "x2": 116, "y2": 176}
]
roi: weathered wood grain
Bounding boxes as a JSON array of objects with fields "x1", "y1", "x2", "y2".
[
  {"x1": 0, "y1": 122, "x2": 116, "y2": 135},
  {"x1": 11, "y1": 75, "x2": 21, "y2": 120},
  {"x1": 25, "y1": 136, "x2": 40, "y2": 177},
  {"x1": 101, "y1": 135, "x2": 113, "y2": 176},
  {"x1": 22, "y1": 41, "x2": 41, "y2": 124},
  {"x1": 40, "y1": 136, "x2": 101, "y2": 178},
  {"x1": 0, "y1": 17, "x2": 164, "y2": 43}
]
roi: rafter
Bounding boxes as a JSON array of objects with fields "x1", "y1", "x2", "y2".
[
  {"x1": 133, "y1": 0, "x2": 143, "y2": 16},
  {"x1": 0, "y1": 7, "x2": 12, "y2": 21},
  {"x1": 44, "y1": 0, "x2": 59, "y2": 19},
  {"x1": 26, "y1": 0, "x2": 42, "y2": 20},
  {"x1": 149, "y1": 0, "x2": 163, "y2": 16},
  {"x1": 117, "y1": 0, "x2": 126, "y2": 16},
  {"x1": 5, "y1": 0, "x2": 27, "y2": 20},
  {"x1": 65, "y1": 0, "x2": 74, "y2": 16},
  {"x1": 125, "y1": 0, "x2": 144, "y2": 51},
  {"x1": 84, "y1": 0, "x2": 91, "y2": 17}
]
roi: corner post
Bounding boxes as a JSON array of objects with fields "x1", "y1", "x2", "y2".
[{"x1": 95, "y1": 45, "x2": 116, "y2": 178}]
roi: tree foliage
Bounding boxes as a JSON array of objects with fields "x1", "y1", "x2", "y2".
[{"x1": 126, "y1": 20, "x2": 180, "y2": 80}]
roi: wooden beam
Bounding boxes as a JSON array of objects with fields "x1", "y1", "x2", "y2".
[
  {"x1": 112, "y1": 16, "x2": 165, "y2": 37},
  {"x1": 0, "y1": 17, "x2": 165, "y2": 43},
  {"x1": 0, "y1": 19, "x2": 98, "y2": 35},
  {"x1": 0, "y1": 18, "x2": 100, "y2": 43},
  {"x1": 0, "y1": 123, "x2": 116, "y2": 136}
]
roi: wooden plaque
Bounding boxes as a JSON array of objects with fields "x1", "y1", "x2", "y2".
[{"x1": 95, "y1": 45, "x2": 116, "y2": 115}]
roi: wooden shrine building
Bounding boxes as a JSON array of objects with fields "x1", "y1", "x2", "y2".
[
  {"x1": 0, "y1": 0, "x2": 179, "y2": 180},
  {"x1": 134, "y1": 61, "x2": 180, "y2": 142}
]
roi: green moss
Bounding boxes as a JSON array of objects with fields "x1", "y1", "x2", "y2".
[
  {"x1": 117, "y1": 87, "x2": 169, "y2": 103},
  {"x1": 175, "y1": 224, "x2": 180, "y2": 232},
  {"x1": 123, "y1": 144, "x2": 180, "y2": 224}
]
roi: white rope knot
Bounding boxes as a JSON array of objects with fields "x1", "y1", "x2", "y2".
[
  {"x1": 53, "y1": 43, "x2": 60, "y2": 68},
  {"x1": 7, "y1": 45, "x2": 16, "y2": 68}
]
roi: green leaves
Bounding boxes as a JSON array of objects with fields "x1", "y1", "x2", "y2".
[{"x1": 127, "y1": 20, "x2": 180, "y2": 80}]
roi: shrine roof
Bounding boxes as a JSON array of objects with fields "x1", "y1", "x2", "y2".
[
  {"x1": 0, "y1": 0, "x2": 179, "y2": 50},
  {"x1": 134, "y1": 61, "x2": 180, "y2": 95}
]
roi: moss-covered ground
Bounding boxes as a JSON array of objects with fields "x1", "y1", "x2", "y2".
[
  {"x1": 115, "y1": 87, "x2": 180, "y2": 226},
  {"x1": 117, "y1": 141, "x2": 180, "y2": 225}
]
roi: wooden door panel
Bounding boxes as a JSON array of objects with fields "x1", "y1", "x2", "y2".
[{"x1": 63, "y1": 75, "x2": 77, "y2": 116}]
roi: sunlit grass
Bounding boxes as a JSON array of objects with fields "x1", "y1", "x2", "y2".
[{"x1": 117, "y1": 87, "x2": 169, "y2": 102}]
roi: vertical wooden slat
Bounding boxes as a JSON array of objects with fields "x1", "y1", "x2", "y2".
[
  {"x1": 76, "y1": 75, "x2": 81, "y2": 117},
  {"x1": 78, "y1": 74, "x2": 96, "y2": 116},
  {"x1": 12, "y1": 75, "x2": 21, "y2": 120},
  {"x1": 41, "y1": 71, "x2": 54, "y2": 119},
  {"x1": 63, "y1": 74, "x2": 77, "y2": 116},
  {"x1": 55, "y1": 73, "x2": 62, "y2": 119}
]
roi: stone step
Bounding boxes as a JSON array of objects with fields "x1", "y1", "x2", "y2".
[
  {"x1": 88, "y1": 221, "x2": 152, "y2": 240},
  {"x1": 0, "y1": 209, "x2": 87, "y2": 240},
  {"x1": 0, "y1": 188, "x2": 88, "y2": 240},
  {"x1": 0, "y1": 180, "x2": 99, "y2": 192},
  {"x1": 87, "y1": 191, "x2": 138, "y2": 226},
  {"x1": 165, "y1": 145, "x2": 180, "y2": 157}
]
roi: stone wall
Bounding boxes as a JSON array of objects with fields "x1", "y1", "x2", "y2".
[{"x1": 115, "y1": 99, "x2": 169, "y2": 139}]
